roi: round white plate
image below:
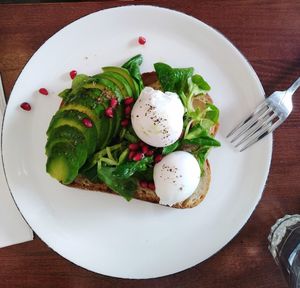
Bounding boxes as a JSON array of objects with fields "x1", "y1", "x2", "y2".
[{"x1": 2, "y1": 6, "x2": 272, "y2": 279}]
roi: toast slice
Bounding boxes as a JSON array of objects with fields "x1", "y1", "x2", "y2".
[{"x1": 69, "y1": 72, "x2": 218, "y2": 208}]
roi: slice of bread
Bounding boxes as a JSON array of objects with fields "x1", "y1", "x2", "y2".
[{"x1": 68, "y1": 72, "x2": 217, "y2": 208}]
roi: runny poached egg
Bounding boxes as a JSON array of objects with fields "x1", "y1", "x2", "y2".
[
  {"x1": 131, "y1": 87, "x2": 184, "y2": 148},
  {"x1": 153, "y1": 151, "x2": 201, "y2": 206}
]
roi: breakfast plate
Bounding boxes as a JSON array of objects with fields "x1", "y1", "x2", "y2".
[{"x1": 2, "y1": 6, "x2": 272, "y2": 279}]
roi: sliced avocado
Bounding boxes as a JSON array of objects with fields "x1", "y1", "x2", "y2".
[
  {"x1": 47, "y1": 110, "x2": 97, "y2": 155},
  {"x1": 112, "y1": 103, "x2": 123, "y2": 140},
  {"x1": 46, "y1": 125, "x2": 88, "y2": 167},
  {"x1": 46, "y1": 142, "x2": 80, "y2": 185},
  {"x1": 83, "y1": 76, "x2": 123, "y2": 101},
  {"x1": 102, "y1": 67, "x2": 138, "y2": 98},
  {"x1": 101, "y1": 72, "x2": 133, "y2": 98}
]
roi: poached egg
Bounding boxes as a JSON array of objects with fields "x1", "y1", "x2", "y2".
[
  {"x1": 153, "y1": 151, "x2": 201, "y2": 206},
  {"x1": 131, "y1": 87, "x2": 184, "y2": 147}
]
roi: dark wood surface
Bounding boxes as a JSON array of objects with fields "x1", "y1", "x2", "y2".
[{"x1": 0, "y1": 1, "x2": 299, "y2": 287}]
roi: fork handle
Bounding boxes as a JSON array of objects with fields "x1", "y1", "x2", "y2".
[{"x1": 287, "y1": 77, "x2": 300, "y2": 97}]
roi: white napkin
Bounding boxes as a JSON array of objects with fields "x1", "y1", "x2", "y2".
[{"x1": 0, "y1": 75, "x2": 33, "y2": 248}]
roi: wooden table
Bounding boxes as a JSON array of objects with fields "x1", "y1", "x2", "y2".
[{"x1": 0, "y1": 1, "x2": 299, "y2": 287}]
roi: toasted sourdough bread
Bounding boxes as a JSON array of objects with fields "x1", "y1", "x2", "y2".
[{"x1": 69, "y1": 72, "x2": 218, "y2": 208}]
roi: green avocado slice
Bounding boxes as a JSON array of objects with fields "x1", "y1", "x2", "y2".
[
  {"x1": 46, "y1": 142, "x2": 81, "y2": 185},
  {"x1": 102, "y1": 66, "x2": 139, "y2": 98},
  {"x1": 46, "y1": 125, "x2": 88, "y2": 167},
  {"x1": 47, "y1": 109, "x2": 97, "y2": 155}
]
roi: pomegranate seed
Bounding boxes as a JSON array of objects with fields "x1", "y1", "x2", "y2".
[
  {"x1": 139, "y1": 180, "x2": 148, "y2": 189},
  {"x1": 154, "y1": 154, "x2": 163, "y2": 163},
  {"x1": 128, "y1": 151, "x2": 136, "y2": 160},
  {"x1": 82, "y1": 118, "x2": 93, "y2": 128},
  {"x1": 133, "y1": 153, "x2": 144, "y2": 161},
  {"x1": 105, "y1": 107, "x2": 114, "y2": 118},
  {"x1": 125, "y1": 105, "x2": 132, "y2": 115},
  {"x1": 147, "y1": 182, "x2": 155, "y2": 190},
  {"x1": 129, "y1": 143, "x2": 139, "y2": 151},
  {"x1": 39, "y1": 88, "x2": 48, "y2": 95},
  {"x1": 20, "y1": 102, "x2": 31, "y2": 111},
  {"x1": 141, "y1": 145, "x2": 149, "y2": 154},
  {"x1": 138, "y1": 36, "x2": 146, "y2": 45},
  {"x1": 121, "y1": 119, "x2": 129, "y2": 127},
  {"x1": 146, "y1": 150, "x2": 154, "y2": 156},
  {"x1": 138, "y1": 141, "x2": 144, "y2": 147},
  {"x1": 124, "y1": 97, "x2": 134, "y2": 105},
  {"x1": 69, "y1": 70, "x2": 77, "y2": 80},
  {"x1": 110, "y1": 98, "x2": 118, "y2": 109}
]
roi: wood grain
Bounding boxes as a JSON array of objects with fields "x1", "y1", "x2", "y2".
[{"x1": 0, "y1": 1, "x2": 299, "y2": 287}]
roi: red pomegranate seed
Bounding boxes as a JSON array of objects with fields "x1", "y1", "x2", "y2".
[
  {"x1": 20, "y1": 102, "x2": 31, "y2": 111},
  {"x1": 133, "y1": 152, "x2": 144, "y2": 162},
  {"x1": 146, "y1": 150, "x2": 154, "y2": 156},
  {"x1": 128, "y1": 151, "x2": 136, "y2": 160},
  {"x1": 105, "y1": 107, "x2": 114, "y2": 118},
  {"x1": 39, "y1": 88, "x2": 48, "y2": 95},
  {"x1": 110, "y1": 98, "x2": 118, "y2": 109},
  {"x1": 82, "y1": 118, "x2": 93, "y2": 128},
  {"x1": 154, "y1": 154, "x2": 163, "y2": 163},
  {"x1": 124, "y1": 97, "x2": 134, "y2": 105},
  {"x1": 138, "y1": 141, "x2": 144, "y2": 147},
  {"x1": 121, "y1": 119, "x2": 129, "y2": 127},
  {"x1": 129, "y1": 143, "x2": 139, "y2": 151},
  {"x1": 69, "y1": 70, "x2": 77, "y2": 79},
  {"x1": 140, "y1": 181, "x2": 148, "y2": 189},
  {"x1": 147, "y1": 182, "x2": 155, "y2": 190},
  {"x1": 125, "y1": 105, "x2": 132, "y2": 115},
  {"x1": 141, "y1": 145, "x2": 149, "y2": 154},
  {"x1": 138, "y1": 36, "x2": 146, "y2": 45}
]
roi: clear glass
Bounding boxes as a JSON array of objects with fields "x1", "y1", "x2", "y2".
[{"x1": 268, "y1": 215, "x2": 300, "y2": 288}]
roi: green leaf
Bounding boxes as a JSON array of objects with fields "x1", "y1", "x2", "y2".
[
  {"x1": 184, "y1": 137, "x2": 221, "y2": 147},
  {"x1": 162, "y1": 140, "x2": 181, "y2": 155},
  {"x1": 205, "y1": 103, "x2": 219, "y2": 123},
  {"x1": 113, "y1": 156, "x2": 153, "y2": 179},
  {"x1": 195, "y1": 147, "x2": 210, "y2": 173},
  {"x1": 191, "y1": 74, "x2": 211, "y2": 91},
  {"x1": 97, "y1": 165, "x2": 137, "y2": 201},
  {"x1": 154, "y1": 62, "x2": 193, "y2": 94},
  {"x1": 135, "y1": 167, "x2": 154, "y2": 182},
  {"x1": 184, "y1": 124, "x2": 221, "y2": 147},
  {"x1": 122, "y1": 54, "x2": 144, "y2": 93}
]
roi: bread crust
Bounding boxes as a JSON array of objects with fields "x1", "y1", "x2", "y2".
[{"x1": 68, "y1": 72, "x2": 218, "y2": 208}]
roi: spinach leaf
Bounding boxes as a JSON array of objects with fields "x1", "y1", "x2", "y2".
[
  {"x1": 205, "y1": 103, "x2": 219, "y2": 123},
  {"x1": 184, "y1": 137, "x2": 221, "y2": 147},
  {"x1": 113, "y1": 156, "x2": 153, "y2": 179},
  {"x1": 191, "y1": 74, "x2": 211, "y2": 91},
  {"x1": 162, "y1": 140, "x2": 181, "y2": 155},
  {"x1": 184, "y1": 124, "x2": 221, "y2": 147},
  {"x1": 135, "y1": 167, "x2": 154, "y2": 182},
  {"x1": 154, "y1": 62, "x2": 193, "y2": 94},
  {"x1": 195, "y1": 146, "x2": 210, "y2": 173},
  {"x1": 122, "y1": 54, "x2": 144, "y2": 93},
  {"x1": 97, "y1": 165, "x2": 137, "y2": 201}
]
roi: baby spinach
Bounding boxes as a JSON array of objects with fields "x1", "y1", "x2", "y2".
[
  {"x1": 122, "y1": 54, "x2": 144, "y2": 93},
  {"x1": 154, "y1": 62, "x2": 193, "y2": 94},
  {"x1": 162, "y1": 140, "x2": 181, "y2": 155},
  {"x1": 97, "y1": 165, "x2": 137, "y2": 201},
  {"x1": 113, "y1": 156, "x2": 153, "y2": 179},
  {"x1": 191, "y1": 74, "x2": 211, "y2": 91}
]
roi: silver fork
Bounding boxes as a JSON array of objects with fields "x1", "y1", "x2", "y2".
[{"x1": 227, "y1": 77, "x2": 300, "y2": 152}]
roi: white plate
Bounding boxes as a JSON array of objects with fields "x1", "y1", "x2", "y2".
[{"x1": 2, "y1": 6, "x2": 272, "y2": 279}]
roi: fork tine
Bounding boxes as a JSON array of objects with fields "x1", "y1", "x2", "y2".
[
  {"x1": 226, "y1": 101, "x2": 268, "y2": 138},
  {"x1": 237, "y1": 117, "x2": 283, "y2": 152},
  {"x1": 232, "y1": 111, "x2": 277, "y2": 146},
  {"x1": 229, "y1": 105, "x2": 272, "y2": 143}
]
